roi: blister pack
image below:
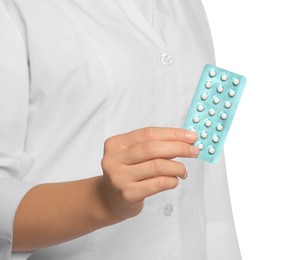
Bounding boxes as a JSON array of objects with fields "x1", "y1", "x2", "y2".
[{"x1": 183, "y1": 64, "x2": 246, "y2": 163}]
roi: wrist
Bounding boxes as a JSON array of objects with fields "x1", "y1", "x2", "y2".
[{"x1": 91, "y1": 176, "x2": 122, "y2": 228}]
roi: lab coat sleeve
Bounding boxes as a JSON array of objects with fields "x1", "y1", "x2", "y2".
[
  {"x1": 0, "y1": 2, "x2": 37, "y2": 259},
  {"x1": 204, "y1": 152, "x2": 242, "y2": 260}
]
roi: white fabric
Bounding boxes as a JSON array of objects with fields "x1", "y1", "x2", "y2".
[{"x1": 0, "y1": 0, "x2": 241, "y2": 259}]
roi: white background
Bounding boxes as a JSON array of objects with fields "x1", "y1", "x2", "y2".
[{"x1": 202, "y1": 0, "x2": 292, "y2": 259}]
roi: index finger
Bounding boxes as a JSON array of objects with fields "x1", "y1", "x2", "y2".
[{"x1": 116, "y1": 127, "x2": 198, "y2": 148}]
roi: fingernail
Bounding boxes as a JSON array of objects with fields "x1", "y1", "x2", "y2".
[
  {"x1": 183, "y1": 170, "x2": 189, "y2": 180},
  {"x1": 185, "y1": 130, "x2": 197, "y2": 142},
  {"x1": 190, "y1": 145, "x2": 199, "y2": 156}
]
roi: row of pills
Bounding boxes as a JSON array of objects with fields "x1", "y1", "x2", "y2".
[
  {"x1": 196, "y1": 102, "x2": 231, "y2": 111},
  {"x1": 197, "y1": 143, "x2": 216, "y2": 154},
  {"x1": 200, "y1": 91, "x2": 235, "y2": 101},
  {"x1": 209, "y1": 69, "x2": 240, "y2": 85},
  {"x1": 193, "y1": 120, "x2": 224, "y2": 131}
]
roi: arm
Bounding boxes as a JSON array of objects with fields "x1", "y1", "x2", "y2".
[
  {"x1": 13, "y1": 176, "x2": 114, "y2": 251},
  {"x1": 13, "y1": 127, "x2": 199, "y2": 251}
]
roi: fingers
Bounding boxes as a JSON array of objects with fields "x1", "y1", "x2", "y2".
[
  {"x1": 100, "y1": 127, "x2": 199, "y2": 219},
  {"x1": 131, "y1": 176, "x2": 179, "y2": 201},
  {"x1": 126, "y1": 159, "x2": 187, "y2": 181},
  {"x1": 118, "y1": 140, "x2": 199, "y2": 165},
  {"x1": 107, "y1": 127, "x2": 198, "y2": 150}
]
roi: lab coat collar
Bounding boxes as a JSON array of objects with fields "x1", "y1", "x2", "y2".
[{"x1": 116, "y1": 0, "x2": 169, "y2": 52}]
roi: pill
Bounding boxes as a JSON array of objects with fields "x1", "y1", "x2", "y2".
[
  {"x1": 217, "y1": 85, "x2": 224, "y2": 93},
  {"x1": 201, "y1": 131, "x2": 208, "y2": 139},
  {"x1": 205, "y1": 81, "x2": 212, "y2": 89},
  {"x1": 193, "y1": 116, "x2": 200, "y2": 123},
  {"x1": 201, "y1": 93, "x2": 208, "y2": 100},
  {"x1": 208, "y1": 147, "x2": 215, "y2": 154},
  {"x1": 208, "y1": 108, "x2": 216, "y2": 116},
  {"x1": 209, "y1": 70, "x2": 216, "y2": 77},
  {"x1": 216, "y1": 124, "x2": 223, "y2": 131},
  {"x1": 221, "y1": 74, "x2": 228, "y2": 81},
  {"x1": 205, "y1": 120, "x2": 212, "y2": 127},
  {"x1": 229, "y1": 89, "x2": 236, "y2": 97},
  {"x1": 213, "y1": 96, "x2": 220, "y2": 104},
  {"x1": 224, "y1": 101, "x2": 231, "y2": 108},
  {"x1": 197, "y1": 143, "x2": 204, "y2": 150},
  {"x1": 220, "y1": 113, "x2": 228, "y2": 120},
  {"x1": 197, "y1": 104, "x2": 204, "y2": 112},
  {"x1": 212, "y1": 135, "x2": 219, "y2": 143},
  {"x1": 233, "y1": 78, "x2": 240, "y2": 86}
]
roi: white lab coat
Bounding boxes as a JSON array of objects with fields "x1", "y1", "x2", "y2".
[{"x1": 0, "y1": 0, "x2": 241, "y2": 259}]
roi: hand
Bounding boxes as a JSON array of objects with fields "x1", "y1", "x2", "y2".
[{"x1": 99, "y1": 127, "x2": 199, "y2": 220}]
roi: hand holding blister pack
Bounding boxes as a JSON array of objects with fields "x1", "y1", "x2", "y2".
[{"x1": 184, "y1": 64, "x2": 246, "y2": 163}]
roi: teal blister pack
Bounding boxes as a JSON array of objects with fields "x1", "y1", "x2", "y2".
[{"x1": 183, "y1": 64, "x2": 246, "y2": 163}]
